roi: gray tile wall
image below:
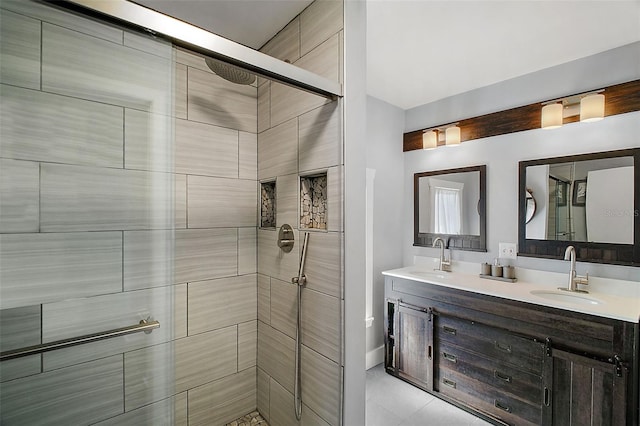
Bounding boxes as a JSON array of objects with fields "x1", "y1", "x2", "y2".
[
  {"x1": 0, "y1": 3, "x2": 258, "y2": 425},
  {"x1": 256, "y1": 1, "x2": 344, "y2": 425}
]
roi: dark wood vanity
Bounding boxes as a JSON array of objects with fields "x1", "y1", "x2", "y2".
[{"x1": 384, "y1": 275, "x2": 639, "y2": 426}]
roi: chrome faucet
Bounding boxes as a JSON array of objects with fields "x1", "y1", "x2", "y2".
[
  {"x1": 432, "y1": 237, "x2": 451, "y2": 272},
  {"x1": 561, "y1": 245, "x2": 589, "y2": 293}
]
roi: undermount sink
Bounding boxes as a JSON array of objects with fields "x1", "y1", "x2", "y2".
[
  {"x1": 407, "y1": 270, "x2": 449, "y2": 280},
  {"x1": 529, "y1": 289, "x2": 603, "y2": 306}
]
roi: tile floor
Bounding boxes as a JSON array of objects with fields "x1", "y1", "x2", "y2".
[{"x1": 366, "y1": 363, "x2": 491, "y2": 426}]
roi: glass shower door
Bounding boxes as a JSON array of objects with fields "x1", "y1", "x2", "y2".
[{"x1": 0, "y1": 1, "x2": 179, "y2": 423}]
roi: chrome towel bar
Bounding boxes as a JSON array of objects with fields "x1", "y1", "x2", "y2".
[{"x1": 0, "y1": 319, "x2": 160, "y2": 362}]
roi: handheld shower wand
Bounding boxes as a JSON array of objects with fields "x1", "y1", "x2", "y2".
[{"x1": 292, "y1": 232, "x2": 309, "y2": 420}]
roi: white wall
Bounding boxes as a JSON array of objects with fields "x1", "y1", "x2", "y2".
[
  {"x1": 403, "y1": 42, "x2": 640, "y2": 281},
  {"x1": 365, "y1": 96, "x2": 405, "y2": 366}
]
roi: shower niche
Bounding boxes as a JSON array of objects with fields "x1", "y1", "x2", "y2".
[
  {"x1": 300, "y1": 173, "x2": 327, "y2": 230},
  {"x1": 260, "y1": 181, "x2": 276, "y2": 228}
]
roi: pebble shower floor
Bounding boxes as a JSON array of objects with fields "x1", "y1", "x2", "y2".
[{"x1": 226, "y1": 411, "x2": 269, "y2": 426}]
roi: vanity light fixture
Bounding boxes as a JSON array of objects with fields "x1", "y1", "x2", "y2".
[
  {"x1": 580, "y1": 93, "x2": 605, "y2": 122},
  {"x1": 541, "y1": 103, "x2": 563, "y2": 129},
  {"x1": 445, "y1": 125, "x2": 461, "y2": 146},
  {"x1": 422, "y1": 130, "x2": 438, "y2": 150},
  {"x1": 540, "y1": 90, "x2": 605, "y2": 129}
]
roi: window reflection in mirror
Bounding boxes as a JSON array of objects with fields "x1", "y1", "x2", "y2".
[{"x1": 414, "y1": 165, "x2": 486, "y2": 251}]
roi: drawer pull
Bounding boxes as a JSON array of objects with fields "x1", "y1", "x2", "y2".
[
  {"x1": 442, "y1": 378, "x2": 457, "y2": 389},
  {"x1": 443, "y1": 326, "x2": 457, "y2": 335},
  {"x1": 494, "y1": 400, "x2": 512, "y2": 413},
  {"x1": 494, "y1": 370, "x2": 512, "y2": 383},
  {"x1": 443, "y1": 352, "x2": 457, "y2": 363},
  {"x1": 494, "y1": 341, "x2": 512, "y2": 353}
]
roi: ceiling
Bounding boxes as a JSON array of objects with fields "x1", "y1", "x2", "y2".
[{"x1": 135, "y1": 0, "x2": 640, "y2": 110}]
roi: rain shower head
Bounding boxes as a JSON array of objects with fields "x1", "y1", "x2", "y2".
[{"x1": 204, "y1": 57, "x2": 256, "y2": 85}]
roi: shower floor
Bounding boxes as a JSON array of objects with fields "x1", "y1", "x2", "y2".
[{"x1": 226, "y1": 411, "x2": 269, "y2": 426}]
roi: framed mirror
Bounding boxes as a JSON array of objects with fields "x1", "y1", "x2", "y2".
[
  {"x1": 414, "y1": 165, "x2": 486, "y2": 251},
  {"x1": 519, "y1": 148, "x2": 639, "y2": 265}
]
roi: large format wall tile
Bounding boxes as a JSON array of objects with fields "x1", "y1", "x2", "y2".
[
  {"x1": 187, "y1": 67, "x2": 257, "y2": 133},
  {"x1": 175, "y1": 174, "x2": 187, "y2": 229},
  {"x1": 176, "y1": 118, "x2": 239, "y2": 177},
  {"x1": 302, "y1": 289, "x2": 341, "y2": 363},
  {"x1": 239, "y1": 227, "x2": 258, "y2": 275},
  {"x1": 1, "y1": 85, "x2": 124, "y2": 168},
  {"x1": 258, "y1": 118, "x2": 298, "y2": 180},
  {"x1": 42, "y1": 23, "x2": 172, "y2": 113},
  {"x1": 301, "y1": 345, "x2": 341, "y2": 426},
  {"x1": 0, "y1": 305, "x2": 41, "y2": 382},
  {"x1": 276, "y1": 173, "x2": 299, "y2": 228},
  {"x1": 0, "y1": 159, "x2": 39, "y2": 233},
  {"x1": 239, "y1": 131, "x2": 258, "y2": 180},
  {"x1": 300, "y1": 0, "x2": 344, "y2": 57},
  {"x1": 258, "y1": 322, "x2": 295, "y2": 393},
  {"x1": 303, "y1": 231, "x2": 342, "y2": 298},
  {"x1": 327, "y1": 166, "x2": 343, "y2": 232},
  {"x1": 124, "y1": 228, "x2": 237, "y2": 290},
  {"x1": 261, "y1": 17, "x2": 300, "y2": 64},
  {"x1": 42, "y1": 284, "x2": 187, "y2": 370},
  {"x1": 0, "y1": 9, "x2": 40, "y2": 89},
  {"x1": 0, "y1": 232, "x2": 122, "y2": 310},
  {"x1": 124, "y1": 108, "x2": 175, "y2": 173},
  {"x1": 258, "y1": 274, "x2": 271, "y2": 324},
  {"x1": 123, "y1": 31, "x2": 173, "y2": 59},
  {"x1": 238, "y1": 320, "x2": 257, "y2": 370},
  {"x1": 188, "y1": 275, "x2": 257, "y2": 335},
  {"x1": 0, "y1": 355, "x2": 124, "y2": 425},
  {"x1": 270, "y1": 34, "x2": 340, "y2": 127},
  {"x1": 1, "y1": 0, "x2": 123, "y2": 44},
  {"x1": 188, "y1": 175, "x2": 257, "y2": 228},
  {"x1": 95, "y1": 393, "x2": 188, "y2": 426},
  {"x1": 268, "y1": 378, "x2": 330, "y2": 426},
  {"x1": 175, "y1": 63, "x2": 188, "y2": 119},
  {"x1": 188, "y1": 367, "x2": 256, "y2": 426},
  {"x1": 41, "y1": 163, "x2": 176, "y2": 231},
  {"x1": 270, "y1": 278, "x2": 297, "y2": 339},
  {"x1": 299, "y1": 102, "x2": 342, "y2": 173},
  {"x1": 257, "y1": 367, "x2": 270, "y2": 421},
  {"x1": 125, "y1": 326, "x2": 237, "y2": 411},
  {"x1": 258, "y1": 229, "x2": 300, "y2": 283},
  {"x1": 257, "y1": 82, "x2": 271, "y2": 133}
]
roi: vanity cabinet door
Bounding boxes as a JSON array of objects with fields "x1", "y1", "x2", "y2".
[
  {"x1": 390, "y1": 301, "x2": 433, "y2": 391},
  {"x1": 551, "y1": 348, "x2": 628, "y2": 426}
]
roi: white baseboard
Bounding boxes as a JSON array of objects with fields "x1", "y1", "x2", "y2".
[{"x1": 366, "y1": 345, "x2": 384, "y2": 370}]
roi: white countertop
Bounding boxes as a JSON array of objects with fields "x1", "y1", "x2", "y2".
[{"x1": 383, "y1": 263, "x2": 640, "y2": 322}]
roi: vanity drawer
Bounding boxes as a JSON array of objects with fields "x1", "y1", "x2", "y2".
[
  {"x1": 435, "y1": 314, "x2": 545, "y2": 375},
  {"x1": 436, "y1": 368, "x2": 542, "y2": 426},
  {"x1": 437, "y1": 341, "x2": 543, "y2": 405}
]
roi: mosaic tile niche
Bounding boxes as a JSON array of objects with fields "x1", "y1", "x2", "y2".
[
  {"x1": 300, "y1": 173, "x2": 327, "y2": 230},
  {"x1": 260, "y1": 181, "x2": 276, "y2": 228}
]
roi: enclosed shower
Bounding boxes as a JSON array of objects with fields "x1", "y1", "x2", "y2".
[{"x1": 0, "y1": 0, "x2": 345, "y2": 425}]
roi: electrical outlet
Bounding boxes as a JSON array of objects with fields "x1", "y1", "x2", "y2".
[{"x1": 499, "y1": 242, "x2": 517, "y2": 259}]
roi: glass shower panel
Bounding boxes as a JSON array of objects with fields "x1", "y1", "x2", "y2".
[{"x1": 0, "y1": 1, "x2": 178, "y2": 424}]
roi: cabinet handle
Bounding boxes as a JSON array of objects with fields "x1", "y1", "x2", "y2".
[
  {"x1": 443, "y1": 352, "x2": 457, "y2": 363},
  {"x1": 494, "y1": 341, "x2": 512, "y2": 353},
  {"x1": 442, "y1": 378, "x2": 457, "y2": 389},
  {"x1": 544, "y1": 387, "x2": 550, "y2": 407},
  {"x1": 493, "y1": 370, "x2": 512, "y2": 383},
  {"x1": 494, "y1": 400, "x2": 512, "y2": 413},
  {"x1": 443, "y1": 326, "x2": 457, "y2": 335}
]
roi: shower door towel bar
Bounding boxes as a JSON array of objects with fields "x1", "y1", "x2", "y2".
[{"x1": 0, "y1": 319, "x2": 160, "y2": 362}]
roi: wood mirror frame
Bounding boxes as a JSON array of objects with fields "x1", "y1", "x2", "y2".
[
  {"x1": 414, "y1": 165, "x2": 486, "y2": 251},
  {"x1": 518, "y1": 148, "x2": 639, "y2": 265}
]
